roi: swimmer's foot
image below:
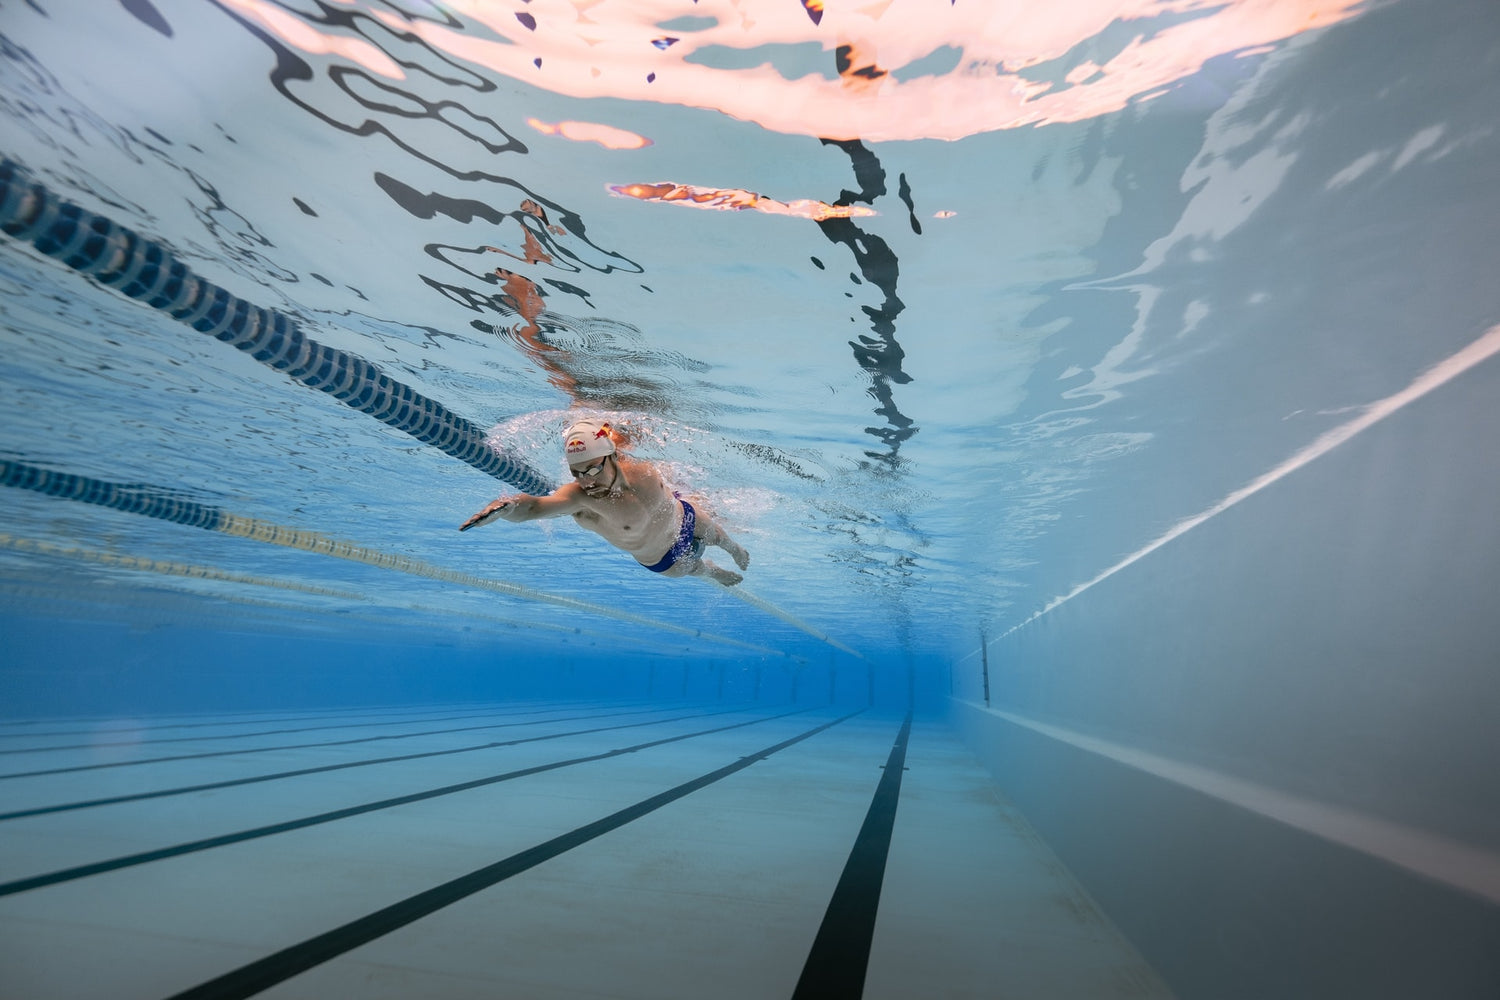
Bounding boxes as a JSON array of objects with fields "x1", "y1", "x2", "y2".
[
  {"x1": 701, "y1": 561, "x2": 743, "y2": 587},
  {"x1": 726, "y1": 541, "x2": 750, "y2": 572}
]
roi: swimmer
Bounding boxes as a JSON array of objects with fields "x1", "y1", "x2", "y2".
[{"x1": 460, "y1": 418, "x2": 751, "y2": 586}]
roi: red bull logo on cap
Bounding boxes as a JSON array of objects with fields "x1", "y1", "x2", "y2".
[{"x1": 564, "y1": 420, "x2": 614, "y2": 460}]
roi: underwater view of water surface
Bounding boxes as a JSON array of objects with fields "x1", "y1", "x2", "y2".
[{"x1": 2, "y1": 0, "x2": 1499, "y2": 997}]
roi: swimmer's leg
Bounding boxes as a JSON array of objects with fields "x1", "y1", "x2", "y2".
[
  {"x1": 693, "y1": 511, "x2": 750, "y2": 572},
  {"x1": 693, "y1": 558, "x2": 743, "y2": 587},
  {"x1": 655, "y1": 556, "x2": 741, "y2": 587}
]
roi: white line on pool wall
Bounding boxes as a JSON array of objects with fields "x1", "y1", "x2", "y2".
[
  {"x1": 992, "y1": 323, "x2": 1500, "y2": 641},
  {"x1": 971, "y1": 703, "x2": 1500, "y2": 907}
]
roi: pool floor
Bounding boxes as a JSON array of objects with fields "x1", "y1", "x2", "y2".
[{"x1": 0, "y1": 702, "x2": 1169, "y2": 999}]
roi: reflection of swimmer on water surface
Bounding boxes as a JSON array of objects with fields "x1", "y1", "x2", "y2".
[
  {"x1": 460, "y1": 418, "x2": 751, "y2": 587},
  {"x1": 488, "y1": 198, "x2": 562, "y2": 342},
  {"x1": 496, "y1": 268, "x2": 546, "y2": 337}
]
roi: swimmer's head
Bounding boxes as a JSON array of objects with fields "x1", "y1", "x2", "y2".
[{"x1": 563, "y1": 419, "x2": 616, "y2": 464}]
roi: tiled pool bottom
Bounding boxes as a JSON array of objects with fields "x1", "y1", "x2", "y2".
[{"x1": 0, "y1": 702, "x2": 1169, "y2": 999}]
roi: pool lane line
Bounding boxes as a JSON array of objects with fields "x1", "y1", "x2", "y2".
[
  {"x1": 0, "y1": 703, "x2": 750, "y2": 822},
  {"x1": 0, "y1": 699, "x2": 574, "y2": 740},
  {"x1": 792, "y1": 711, "x2": 914, "y2": 1000},
  {"x1": 0, "y1": 704, "x2": 598, "y2": 753},
  {"x1": 0, "y1": 705, "x2": 823, "y2": 898},
  {"x1": 0, "y1": 701, "x2": 661, "y2": 755},
  {"x1": 161, "y1": 708, "x2": 863, "y2": 1000},
  {"x1": 0, "y1": 459, "x2": 798, "y2": 661},
  {"x1": 0, "y1": 703, "x2": 691, "y2": 782}
]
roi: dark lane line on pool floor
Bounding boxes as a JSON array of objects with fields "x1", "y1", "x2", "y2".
[
  {"x1": 0, "y1": 702, "x2": 693, "y2": 781},
  {"x1": 0, "y1": 701, "x2": 636, "y2": 755},
  {"x1": 0, "y1": 703, "x2": 759, "y2": 821},
  {"x1": 793, "y1": 711, "x2": 914, "y2": 1000},
  {"x1": 161, "y1": 709, "x2": 865, "y2": 1000},
  {"x1": 0, "y1": 699, "x2": 585, "y2": 740},
  {"x1": 0, "y1": 705, "x2": 823, "y2": 898}
]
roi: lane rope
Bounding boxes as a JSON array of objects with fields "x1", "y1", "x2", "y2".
[
  {"x1": 0, "y1": 158, "x2": 551, "y2": 494},
  {"x1": 0, "y1": 458, "x2": 791, "y2": 658}
]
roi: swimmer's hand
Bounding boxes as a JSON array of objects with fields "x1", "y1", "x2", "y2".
[{"x1": 460, "y1": 498, "x2": 512, "y2": 532}]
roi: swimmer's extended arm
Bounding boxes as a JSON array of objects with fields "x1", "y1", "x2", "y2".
[{"x1": 459, "y1": 486, "x2": 585, "y2": 531}]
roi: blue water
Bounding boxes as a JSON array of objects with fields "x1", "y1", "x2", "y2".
[{"x1": 3, "y1": 0, "x2": 1500, "y2": 996}]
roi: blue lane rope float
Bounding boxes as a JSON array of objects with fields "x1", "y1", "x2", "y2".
[
  {"x1": 0, "y1": 158, "x2": 553, "y2": 496},
  {"x1": 0, "y1": 459, "x2": 793, "y2": 659},
  {"x1": 0, "y1": 459, "x2": 227, "y2": 531}
]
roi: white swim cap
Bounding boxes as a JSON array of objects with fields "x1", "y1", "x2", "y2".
[{"x1": 563, "y1": 419, "x2": 616, "y2": 463}]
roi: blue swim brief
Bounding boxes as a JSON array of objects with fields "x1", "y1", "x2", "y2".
[{"x1": 644, "y1": 498, "x2": 701, "y2": 573}]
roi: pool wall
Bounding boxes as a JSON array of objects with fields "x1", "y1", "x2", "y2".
[{"x1": 953, "y1": 347, "x2": 1500, "y2": 998}]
